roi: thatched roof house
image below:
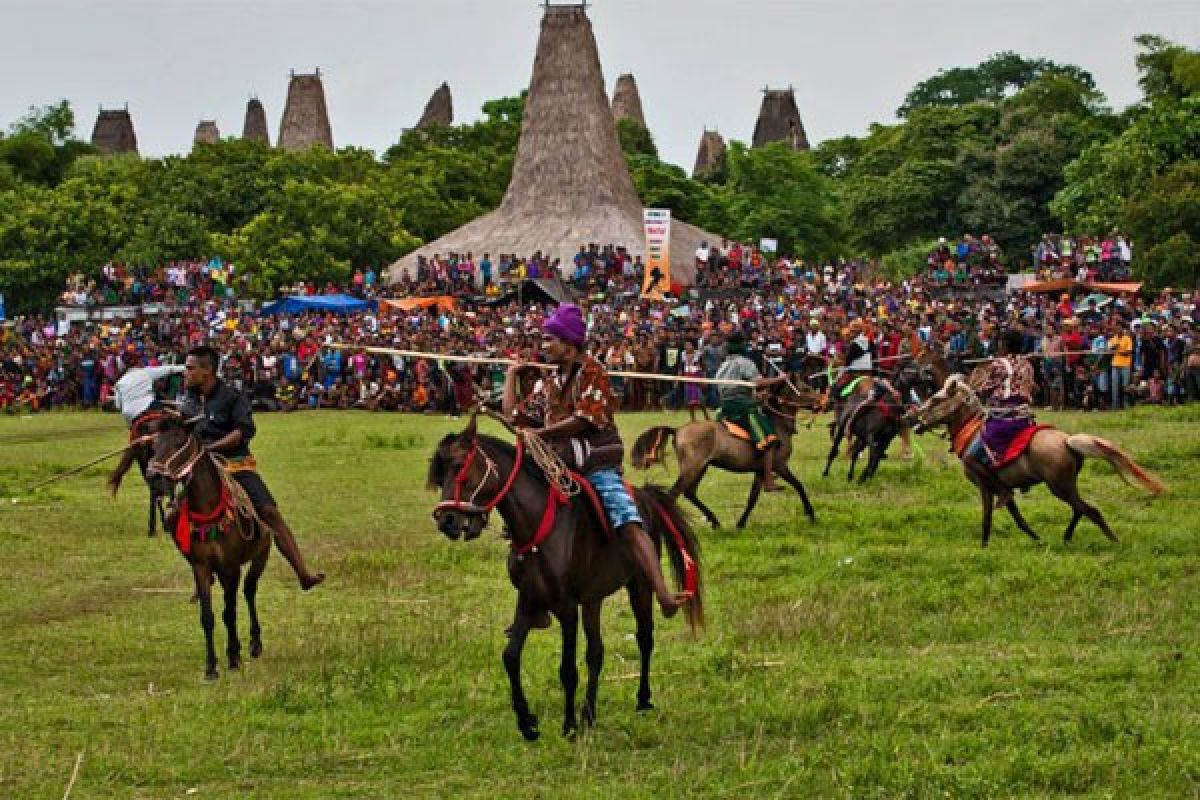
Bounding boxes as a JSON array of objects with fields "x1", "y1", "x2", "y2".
[
  {"x1": 611, "y1": 73, "x2": 646, "y2": 128},
  {"x1": 193, "y1": 120, "x2": 220, "y2": 148},
  {"x1": 90, "y1": 107, "x2": 138, "y2": 155},
  {"x1": 242, "y1": 97, "x2": 270, "y2": 145},
  {"x1": 278, "y1": 69, "x2": 333, "y2": 151},
  {"x1": 415, "y1": 82, "x2": 454, "y2": 129},
  {"x1": 752, "y1": 87, "x2": 809, "y2": 151},
  {"x1": 692, "y1": 129, "x2": 726, "y2": 178},
  {"x1": 390, "y1": 5, "x2": 719, "y2": 286}
]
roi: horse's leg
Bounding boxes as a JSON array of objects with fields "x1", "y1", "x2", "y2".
[
  {"x1": 735, "y1": 475, "x2": 764, "y2": 530},
  {"x1": 193, "y1": 563, "x2": 218, "y2": 680},
  {"x1": 1046, "y1": 475, "x2": 1118, "y2": 543},
  {"x1": 1004, "y1": 499, "x2": 1041, "y2": 542},
  {"x1": 680, "y1": 466, "x2": 720, "y2": 528},
  {"x1": 776, "y1": 465, "x2": 816, "y2": 521},
  {"x1": 980, "y1": 487, "x2": 995, "y2": 547},
  {"x1": 503, "y1": 602, "x2": 540, "y2": 741},
  {"x1": 822, "y1": 425, "x2": 844, "y2": 477},
  {"x1": 847, "y1": 438, "x2": 866, "y2": 482},
  {"x1": 147, "y1": 491, "x2": 157, "y2": 537},
  {"x1": 581, "y1": 600, "x2": 604, "y2": 727},
  {"x1": 557, "y1": 604, "x2": 580, "y2": 738},
  {"x1": 244, "y1": 545, "x2": 268, "y2": 658},
  {"x1": 627, "y1": 582, "x2": 656, "y2": 711},
  {"x1": 218, "y1": 568, "x2": 242, "y2": 670},
  {"x1": 859, "y1": 438, "x2": 884, "y2": 484}
]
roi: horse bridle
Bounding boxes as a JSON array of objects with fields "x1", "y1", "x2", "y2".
[
  {"x1": 147, "y1": 431, "x2": 208, "y2": 484},
  {"x1": 433, "y1": 437, "x2": 524, "y2": 519}
]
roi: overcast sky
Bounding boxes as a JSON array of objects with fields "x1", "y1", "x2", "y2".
[{"x1": 4, "y1": 0, "x2": 1197, "y2": 169}]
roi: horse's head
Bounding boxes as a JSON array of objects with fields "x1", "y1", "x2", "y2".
[
  {"x1": 765, "y1": 375, "x2": 822, "y2": 419},
  {"x1": 427, "y1": 415, "x2": 502, "y2": 542},
  {"x1": 909, "y1": 374, "x2": 975, "y2": 433},
  {"x1": 145, "y1": 412, "x2": 205, "y2": 488}
]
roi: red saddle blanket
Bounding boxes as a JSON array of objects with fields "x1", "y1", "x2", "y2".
[{"x1": 993, "y1": 424, "x2": 1055, "y2": 468}]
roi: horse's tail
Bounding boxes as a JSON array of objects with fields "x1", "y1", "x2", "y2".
[
  {"x1": 640, "y1": 485, "x2": 704, "y2": 634},
  {"x1": 107, "y1": 446, "x2": 138, "y2": 497},
  {"x1": 1066, "y1": 434, "x2": 1166, "y2": 495},
  {"x1": 630, "y1": 426, "x2": 676, "y2": 471}
]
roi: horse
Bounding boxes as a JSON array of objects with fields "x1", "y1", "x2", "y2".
[
  {"x1": 144, "y1": 413, "x2": 272, "y2": 679},
  {"x1": 908, "y1": 375, "x2": 1165, "y2": 546},
  {"x1": 428, "y1": 414, "x2": 703, "y2": 741},
  {"x1": 630, "y1": 377, "x2": 823, "y2": 530},
  {"x1": 106, "y1": 409, "x2": 174, "y2": 536},
  {"x1": 823, "y1": 352, "x2": 947, "y2": 483}
]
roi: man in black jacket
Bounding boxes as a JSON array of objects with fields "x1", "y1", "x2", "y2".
[{"x1": 181, "y1": 345, "x2": 325, "y2": 590}]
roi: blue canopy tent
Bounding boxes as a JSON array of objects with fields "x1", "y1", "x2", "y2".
[{"x1": 259, "y1": 294, "x2": 372, "y2": 315}]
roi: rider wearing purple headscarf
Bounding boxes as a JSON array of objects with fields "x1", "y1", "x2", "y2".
[{"x1": 503, "y1": 304, "x2": 690, "y2": 620}]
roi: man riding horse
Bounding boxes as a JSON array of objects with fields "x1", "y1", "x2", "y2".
[
  {"x1": 178, "y1": 345, "x2": 325, "y2": 591},
  {"x1": 713, "y1": 333, "x2": 788, "y2": 492},
  {"x1": 963, "y1": 329, "x2": 1036, "y2": 509},
  {"x1": 501, "y1": 304, "x2": 689, "y2": 621},
  {"x1": 108, "y1": 364, "x2": 185, "y2": 534}
]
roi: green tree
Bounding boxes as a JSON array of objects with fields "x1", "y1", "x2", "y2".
[
  {"x1": 616, "y1": 118, "x2": 658, "y2": 159},
  {"x1": 899, "y1": 51, "x2": 1095, "y2": 117},
  {"x1": 1122, "y1": 160, "x2": 1200, "y2": 288}
]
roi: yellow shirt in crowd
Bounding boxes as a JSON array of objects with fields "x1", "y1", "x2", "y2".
[{"x1": 1111, "y1": 333, "x2": 1133, "y2": 368}]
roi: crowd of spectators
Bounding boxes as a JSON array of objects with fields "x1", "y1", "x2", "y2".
[{"x1": 4, "y1": 240, "x2": 1198, "y2": 417}]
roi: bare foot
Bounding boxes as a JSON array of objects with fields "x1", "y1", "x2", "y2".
[{"x1": 300, "y1": 572, "x2": 326, "y2": 591}]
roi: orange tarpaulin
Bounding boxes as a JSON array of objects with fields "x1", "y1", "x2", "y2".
[
  {"x1": 1023, "y1": 280, "x2": 1143, "y2": 295},
  {"x1": 380, "y1": 296, "x2": 458, "y2": 312}
]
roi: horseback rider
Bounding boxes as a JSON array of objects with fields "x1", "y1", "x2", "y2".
[
  {"x1": 831, "y1": 319, "x2": 874, "y2": 401},
  {"x1": 180, "y1": 345, "x2": 325, "y2": 591},
  {"x1": 502, "y1": 304, "x2": 689, "y2": 619},
  {"x1": 714, "y1": 332, "x2": 788, "y2": 492},
  {"x1": 964, "y1": 329, "x2": 1037, "y2": 507}
]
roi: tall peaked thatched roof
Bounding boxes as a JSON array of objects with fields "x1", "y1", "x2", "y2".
[
  {"x1": 752, "y1": 87, "x2": 810, "y2": 151},
  {"x1": 692, "y1": 129, "x2": 726, "y2": 178},
  {"x1": 611, "y1": 73, "x2": 646, "y2": 128},
  {"x1": 193, "y1": 120, "x2": 220, "y2": 148},
  {"x1": 242, "y1": 97, "x2": 270, "y2": 145},
  {"x1": 415, "y1": 82, "x2": 454, "y2": 129},
  {"x1": 90, "y1": 108, "x2": 138, "y2": 155},
  {"x1": 278, "y1": 69, "x2": 333, "y2": 152},
  {"x1": 391, "y1": 5, "x2": 719, "y2": 286}
]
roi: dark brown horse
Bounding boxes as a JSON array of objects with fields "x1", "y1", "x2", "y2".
[
  {"x1": 428, "y1": 415, "x2": 703, "y2": 740},
  {"x1": 630, "y1": 378, "x2": 822, "y2": 529},
  {"x1": 143, "y1": 414, "x2": 271, "y2": 679},
  {"x1": 106, "y1": 410, "x2": 174, "y2": 536},
  {"x1": 909, "y1": 375, "x2": 1165, "y2": 546}
]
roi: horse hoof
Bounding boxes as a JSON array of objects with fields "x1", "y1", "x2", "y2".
[
  {"x1": 204, "y1": 669, "x2": 219, "y2": 682},
  {"x1": 519, "y1": 719, "x2": 540, "y2": 741},
  {"x1": 636, "y1": 701, "x2": 655, "y2": 712},
  {"x1": 249, "y1": 641, "x2": 262, "y2": 658},
  {"x1": 582, "y1": 707, "x2": 596, "y2": 727},
  {"x1": 228, "y1": 658, "x2": 241, "y2": 671},
  {"x1": 562, "y1": 721, "x2": 578, "y2": 739}
]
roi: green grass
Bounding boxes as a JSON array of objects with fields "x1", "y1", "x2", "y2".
[{"x1": 0, "y1": 407, "x2": 1196, "y2": 798}]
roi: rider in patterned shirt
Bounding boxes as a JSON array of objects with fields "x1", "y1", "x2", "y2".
[{"x1": 503, "y1": 304, "x2": 690, "y2": 622}]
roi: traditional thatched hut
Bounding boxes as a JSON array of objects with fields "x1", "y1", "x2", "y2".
[
  {"x1": 278, "y1": 69, "x2": 333, "y2": 151},
  {"x1": 242, "y1": 97, "x2": 270, "y2": 145},
  {"x1": 611, "y1": 73, "x2": 646, "y2": 128},
  {"x1": 415, "y1": 82, "x2": 454, "y2": 129},
  {"x1": 752, "y1": 87, "x2": 809, "y2": 151},
  {"x1": 390, "y1": 4, "x2": 718, "y2": 286},
  {"x1": 90, "y1": 107, "x2": 138, "y2": 155},
  {"x1": 692, "y1": 129, "x2": 726, "y2": 178},
  {"x1": 193, "y1": 120, "x2": 220, "y2": 148}
]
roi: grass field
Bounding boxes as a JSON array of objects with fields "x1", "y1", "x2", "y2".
[{"x1": 0, "y1": 406, "x2": 1196, "y2": 799}]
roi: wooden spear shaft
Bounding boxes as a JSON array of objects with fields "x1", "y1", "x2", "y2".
[
  {"x1": 327, "y1": 342, "x2": 759, "y2": 387},
  {"x1": 21, "y1": 444, "x2": 135, "y2": 493}
]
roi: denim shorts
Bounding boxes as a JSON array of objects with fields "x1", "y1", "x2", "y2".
[{"x1": 586, "y1": 467, "x2": 642, "y2": 529}]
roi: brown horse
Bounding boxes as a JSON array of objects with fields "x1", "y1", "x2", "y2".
[
  {"x1": 909, "y1": 375, "x2": 1165, "y2": 546},
  {"x1": 630, "y1": 378, "x2": 822, "y2": 529},
  {"x1": 144, "y1": 414, "x2": 271, "y2": 679},
  {"x1": 106, "y1": 410, "x2": 174, "y2": 536},
  {"x1": 428, "y1": 415, "x2": 703, "y2": 741}
]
